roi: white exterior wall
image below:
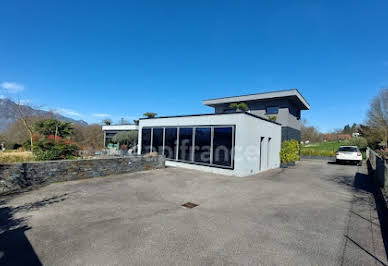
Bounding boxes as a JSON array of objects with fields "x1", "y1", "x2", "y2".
[
  {"x1": 102, "y1": 125, "x2": 139, "y2": 131},
  {"x1": 138, "y1": 113, "x2": 281, "y2": 177},
  {"x1": 234, "y1": 114, "x2": 281, "y2": 176}
]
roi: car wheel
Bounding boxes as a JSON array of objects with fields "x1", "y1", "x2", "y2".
[
  {"x1": 358, "y1": 161, "x2": 362, "y2": 166},
  {"x1": 336, "y1": 159, "x2": 340, "y2": 164}
]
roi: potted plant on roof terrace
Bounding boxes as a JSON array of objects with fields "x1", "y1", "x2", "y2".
[
  {"x1": 143, "y1": 112, "x2": 157, "y2": 118},
  {"x1": 229, "y1": 102, "x2": 249, "y2": 112}
]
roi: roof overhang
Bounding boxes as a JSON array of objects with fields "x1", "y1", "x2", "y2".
[
  {"x1": 139, "y1": 112, "x2": 281, "y2": 126},
  {"x1": 202, "y1": 89, "x2": 310, "y2": 110},
  {"x1": 102, "y1": 125, "x2": 139, "y2": 131}
]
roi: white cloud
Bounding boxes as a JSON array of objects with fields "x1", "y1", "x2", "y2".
[
  {"x1": 55, "y1": 108, "x2": 82, "y2": 117},
  {"x1": 0, "y1": 81, "x2": 24, "y2": 93},
  {"x1": 92, "y1": 113, "x2": 111, "y2": 118}
]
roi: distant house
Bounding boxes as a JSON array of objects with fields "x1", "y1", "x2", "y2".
[
  {"x1": 202, "y1": 89, "x2": 310, "y2": 142},
  {"x1": 324, "y1": 133, "x2": 351, "y2": 141}
]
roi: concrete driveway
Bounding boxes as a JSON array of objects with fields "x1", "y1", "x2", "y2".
[{"x1": 1, "y1": 160, "x2": 387, "y2": 265}]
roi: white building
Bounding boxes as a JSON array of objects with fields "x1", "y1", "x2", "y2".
[
  {"x1": 102, "y1": 124, "x2": 139, "y2": 148},
  {"x1": 138, "y1": 112, "x2": 281, "y2": 177}
]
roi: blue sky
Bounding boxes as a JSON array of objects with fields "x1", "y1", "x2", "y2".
[{"x1": 0, "y1": 0, "x2": 387, "y2": 132}]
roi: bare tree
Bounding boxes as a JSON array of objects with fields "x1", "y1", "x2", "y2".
[
  {"x1": 72, "y1": 124, "x2": 104, "y2": 151},
  {"x1": 301, "y1": 119, "x2": 323, "y2": 143},
  {"x1": 13, "y1": 99, "x2": 39, "y2": 150},
  {"x1": 366, "y1": 88, "x2": 388, "y2": 146}
]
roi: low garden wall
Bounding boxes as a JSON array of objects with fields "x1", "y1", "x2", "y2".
[
  {"x1": 0, "y1": 155, "x2": 165, "y2": 195},
  {"x1": 367, "y1": 147, "x2": 388, "y2": 189}
]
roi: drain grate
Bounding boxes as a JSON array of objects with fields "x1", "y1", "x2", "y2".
[{"x1": 181, "y1": 202, "x2": 199, "y2": 209}]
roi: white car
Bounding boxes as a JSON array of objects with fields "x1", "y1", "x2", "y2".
[{"x1": 336, "y1": 146, "x2": 363, "y2": 166}]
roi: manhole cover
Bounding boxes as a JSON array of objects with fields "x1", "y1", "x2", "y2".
[{"x1": 181, "y1": 202, "x2": 199, "y2": 209}]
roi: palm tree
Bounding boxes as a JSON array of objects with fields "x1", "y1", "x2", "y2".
[{"x1": 143, "y1": 112, "x2": 157, "y2": 118}]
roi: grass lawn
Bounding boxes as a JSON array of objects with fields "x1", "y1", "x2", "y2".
[
  {"x1": 301, "y1": 141, "x2": 366, "y2": 159},
  {"x1": 0, "y1": 150, "x2": 35, "y2": 163}
]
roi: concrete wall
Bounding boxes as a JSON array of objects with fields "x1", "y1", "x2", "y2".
[
  {"x1": 234, "y1": 113, "x2": 281, "y2": 176},
  {"x1": 367, "y1": 147, "x2": 388, "y2": 189},
  {"x1": 138, "y1": 113, "x2": 281, "y2": 177},
  {"x1": 0, "y1": 155, "x2": 165, "y2": 195},
  {"x1": 281, "y1": 127, "x2": 301, "y2": 142},
  {"x1": 213, "y1": 98, "x2": 302, "y2": 130},
  {"x1": 212, "y1": 98, "x2": 302, "y2": 141}
]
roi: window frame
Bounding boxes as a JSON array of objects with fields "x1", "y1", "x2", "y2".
[
  {"x1": 141, "y1": 128, "x2": 152, "y2": 155},
  {"x1": 265, "y1": 106, "x2": 279, "y2": 115},
  {"x1": 177, "y1": 127, "x2": 194, "y2": 162},
  {"x1": 194, "y1": 127, "x2": 212, "y2": 164},
  {"x1": 212, "y1": 126, "x2": 235, "y2": 168},
  {"x1": 151, "y1": 127, "x2": 164, "y2": 154},
  {"x1": 163, "y1": 127, "x2": 178, "y2": 160},
  {"x1": 141, "y1": 125, "x2": 235, "y2": 169}
]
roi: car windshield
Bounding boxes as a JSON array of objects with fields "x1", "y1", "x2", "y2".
[{"x1": 338, "y1": 147, "x2": 358, "y2": 152}]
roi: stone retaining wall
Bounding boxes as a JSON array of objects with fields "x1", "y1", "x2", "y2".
[
  {"x1": 367, "y1": 147, "x2": 388, "y2": 189},
  {"x1": 0, "y1": 155, "x2": 165, "y2": 195}
]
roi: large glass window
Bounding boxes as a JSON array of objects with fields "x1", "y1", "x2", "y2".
[
  {"x1": 164, "y1": 128, "x2": 177, "y2": 159},
  {"x1": 212, "y1": 127, "x2": 233, "y2": 167},
  {"x1": 266, "y1": 106, "x2": 279, "y2": 114},
  {"x1": 178, "y1": 128, "x2": 193, "y2": 161},
  {"x1": 141, "y1": 125, "x2": 234, "y2": 168},
  {"x1": 194, "y1": 128, "x2": 211, "y2": 163},
  {"x1": 152, "y1": 128, "x2": 164, "y2": 154},
  {"x1": 141, "y1": 128, "x2": 151, "y2": 154}
]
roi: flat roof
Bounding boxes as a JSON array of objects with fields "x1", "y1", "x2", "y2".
[
  {"x1": 139, "y1": 112, "x2": 281, "y2": 126},
  {"x1": 202, "y1": 89, "x2": 310, "y2": 110},
  {"x1": 102, "y1": 124, "x2": 139, "y2": 131}
]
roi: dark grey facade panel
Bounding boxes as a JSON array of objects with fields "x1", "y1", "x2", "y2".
[{"x1": 281, "y1": 127, "x2": 301, "y2": 142}]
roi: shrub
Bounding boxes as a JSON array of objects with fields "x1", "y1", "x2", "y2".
[
  {"x1": 103, "y1": 119, "x2": 112, "y2": 125},
  {"x1": 267, "y1": 115, "x2": 277, "y2": 121},
  {"x1": 112, "y1": 131, "x2": 138, "y2": 148},
  {"x1": 280, "y1": 140, "x2": 300, "y2": 164},
  {"x1": 143, "y1": 112, "x2": 157, "y2": 118},
  {"x1": 33, "y1": 136, "x2": 78, "y2": 160},
  {"x1": 229, "y1": 102, "x2": 249, "y2": 111},
  {"x1": 346, "y1": 137, "x2": 368, "y2": 151}
]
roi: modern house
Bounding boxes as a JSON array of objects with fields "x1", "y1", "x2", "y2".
[
  {"x1": 102, "y1": 124, "x2": 138, "y2": 148},
  {"x1": 133, "y1": 89, "x2": 309, "y2": 177},
  {"x1": 202, "y1": 89, "x2": 310, "y2": 142},
  {"x1": 138, "y1": 112, "x2": 281, "y2": 177}
]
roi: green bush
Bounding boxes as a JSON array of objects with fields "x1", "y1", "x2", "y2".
[
  {"x1": 143, "y1": 112, "x2": 157, "y2": 118},
  {"x1": 267, "y1": 116, "x2": 277, "y2": 121},
  {"x1": 280, "y1": 140, "x2": 300, "y2": 164},
  {"x1": 33, "y1": 136, "x2": 78, "y2": 161},
  {"x1": 112, "y1": 131, "x2": 138, "y2": 148},
  {"x1": 346, "y1": 137, "x2": 368, "y2": 151},
  {"x1": 229, "y1": 102, "x2": 249, "y2": 111}
]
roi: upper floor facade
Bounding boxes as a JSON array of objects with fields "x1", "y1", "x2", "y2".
[{"x1": 202, "y1": 89, "x2": 310, "y2": 141}]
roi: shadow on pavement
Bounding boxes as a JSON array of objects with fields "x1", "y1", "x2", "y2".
[
  {"x1": 343, "y1": 234, "x2": 388, "y2": 266},
  {"x1": 0, "y1": 194, "x2": 68, "y2": 265},
  {"x1": 333, "y1": 168, "x2": 388, "y2": 263}
]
